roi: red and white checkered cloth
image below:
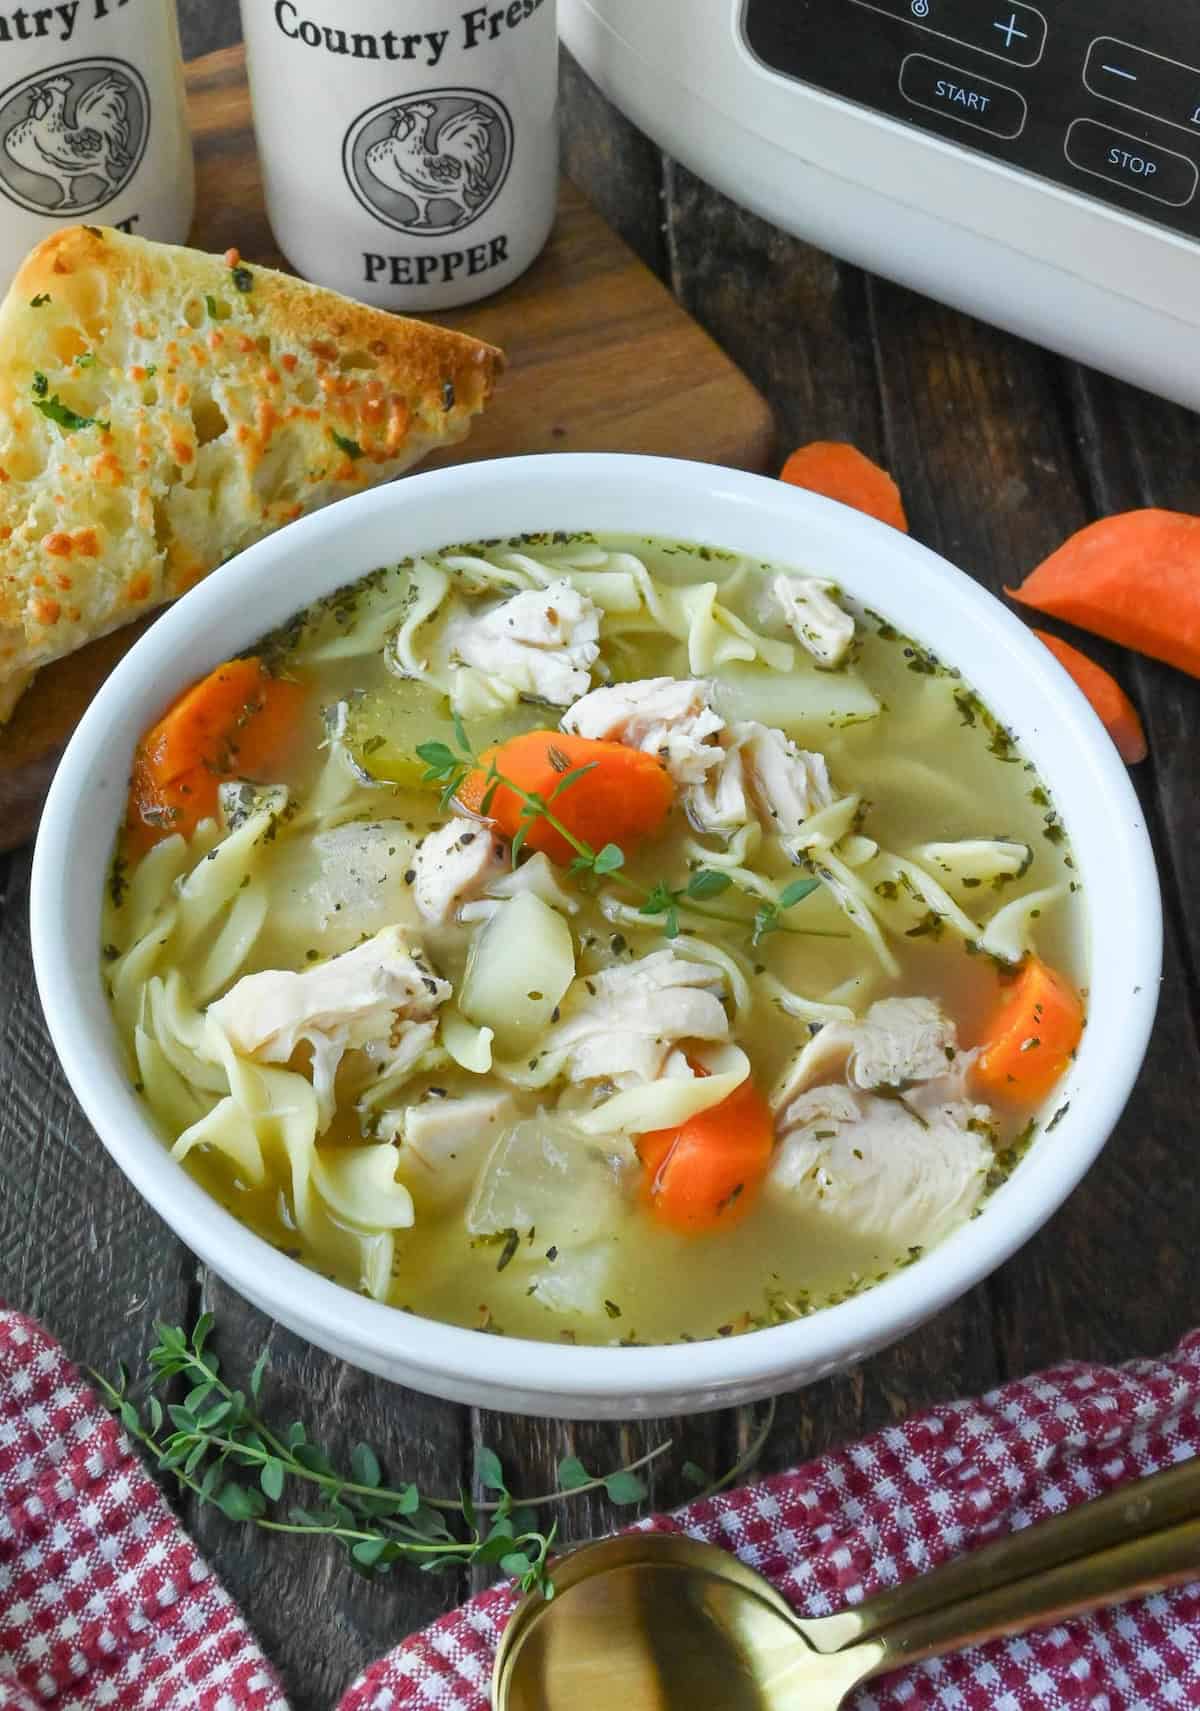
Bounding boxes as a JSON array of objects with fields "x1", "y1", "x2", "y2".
[{"x1": 3, "y1": 1307, "x2": 1200, "y2": 1710}]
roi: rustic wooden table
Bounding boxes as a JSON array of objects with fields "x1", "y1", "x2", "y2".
[{"x1": 2, "y1": 36, "x2": 1199, "y2": 1711}]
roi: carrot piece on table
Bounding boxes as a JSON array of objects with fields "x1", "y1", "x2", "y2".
[
  {"x1": 637, "y1": 1076, "x2": 775, "y2": 1236},
  {"x1": 779, "y1": 441, "x2": 909, "y2": 533},
  {"x1": 1008, "y1": 509, "x2": 1200, "y2": 679},
  {"x1": 457, "y1": 730, "x2": 674, "y2": 865},
  {"x1": 972, "y1": 957, "x2": 1085, "y2": 1104},
  {"x1": 1035, "y1": 630, "x2": 1147, "y2": 764},
  {"x1": 128, "y1": 656, "x2": 305, "y2": 851}
]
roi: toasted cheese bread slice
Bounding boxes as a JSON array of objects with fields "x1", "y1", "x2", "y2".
[{"x1": 0, "y1": 226, "x2": 503, "y2": 715}]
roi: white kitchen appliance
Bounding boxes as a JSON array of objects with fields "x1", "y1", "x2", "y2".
[{"x1": 559, "y1": 0, "x2": 1200, "y2": 410}]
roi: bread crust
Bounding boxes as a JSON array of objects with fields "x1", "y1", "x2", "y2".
[{"x1": 0, "y1": 225, "x2": 503, "y2": 707}]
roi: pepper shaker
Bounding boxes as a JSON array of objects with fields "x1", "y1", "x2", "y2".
[
  {"x1": 0, "y1": 0, "x2": 194, "y2": 291},
  {"x1": 239, "y1": 0, "x2": 559, "y2": 311}
]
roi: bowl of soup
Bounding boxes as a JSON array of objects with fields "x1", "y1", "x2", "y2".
[{"x1": 31, "y1": 454, "x2": 1160, "y2": 1416}]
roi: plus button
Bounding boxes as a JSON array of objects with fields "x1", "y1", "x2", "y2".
[{"x1": 993, "y1": 10, "x2": 1029, "y2": 49}]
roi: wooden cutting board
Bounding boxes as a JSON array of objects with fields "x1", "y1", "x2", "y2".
[{"x1": 0, "y1": 45, "x2": 774, "y2": 852}]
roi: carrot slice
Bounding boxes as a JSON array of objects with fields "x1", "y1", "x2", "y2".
[
  {"x1": 780, "y1": 441, "x2": 909, "y2": 533},
  {"x1": 973, "y1": 957, "x2": 1085, "y2": 1104},
  {"x1": 1008, "y1": 510, "x2": 1200, "y2": 679},
  {"x1": 457, "y1": 730, "x2": 674, "y2": 866},
  {"x1": 637, "y1": 1075, "x2": 775, "y2": 1236},
  {"x1": 1035, "y1": 630, "x2": 1147, "y2": 764},
  {"x1": 128, "y1": 656, "x2": 305, "y2": 851}
]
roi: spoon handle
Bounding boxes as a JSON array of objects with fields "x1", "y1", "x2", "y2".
[
  {"x1": 856, "y1": 1513, "x2": 1200, "y2": 1680},
  {"x1": 797, "y1": 1451, "x2": 1200, "y2": 1655}
]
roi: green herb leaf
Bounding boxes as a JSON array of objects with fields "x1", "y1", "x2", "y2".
[
  {"x1": 261, "y1": 1459, "x2": 286, "y2": 1501},
  {"x1": 475, "y1": 1446, "x2": 507, "y2": 1494},
  {"x1": 330, "y1": 428, "x2": 364, "y2": 461},
  {"x1": 352, "y1": 1537, "x2": 390, "y2": 1568},
  {"x1": 351, "y1": 1443, "x2": 382, "y2": 1489},
  {"x1": 556, "y1": 1456, "x2": 591, "y2": 1492},
  {"x1": 31, "y1": 371, "x2": 48, "y2": 397},
  {"x1": 592, "y1": 844, "x2": 626, "y2": 876},
  {"x1": 779, "y1": 877, "x2": 821, "y2": 910},
  {"x1": 640, "y1": 882, "x2": 678, "y2": 919},
  {"x1": 29, "y1": 292, "x2": 50, "y2": 307},
  {"x1": 75, "y1": 351, "x2": 96, "y2": 368},
  {"x1": 33, "y1": 391, "x2": 109, "y2": 433},
  {"x1": 500, "y1": 1552, "x2": 534, "y2": 1579},
  {"x1": 217, "y1": 1483, "x2": 266, "y2": 1522},
  {"x1": 232, "y1": 264, "x2": 254, "y2": 293},
  {"x1": 687, "y1": 869, "x2": 733, "y2": 901},
  {"x1": 603, "y1": 1471, "x2": 648, "y2": 1506},
  {"x1": 249, "y1": 1347, "x2": 269, "y2": 1401}
]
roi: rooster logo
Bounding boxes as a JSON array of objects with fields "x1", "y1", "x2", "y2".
[
  {"x1": 345, "y1": 90, "x2": 513, "y2": 237},
  {"x1": 0, "y1": 60, "x2": 148, "y2": 216}
]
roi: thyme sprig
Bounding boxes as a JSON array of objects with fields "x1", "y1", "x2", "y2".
[
  {"x1": 416, "y1": 718, "x2": 835, "y2": 945},
  {"x1": 93, "y1": 1318, "x2": 777, "y2": 1596}
]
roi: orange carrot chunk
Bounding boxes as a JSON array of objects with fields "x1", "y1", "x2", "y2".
[
  {"x1": 1008, "y1": 510, "x2": 1200, "y2": 679},
  {"x1": 1035, "y1": 630, "x2": 1147, "y2": 765},
  {"x1": 780, "y1": 441, "x2": 909, "y2": 533},
  {"x1": 637, "y1": 1076, "x2": 775, "y2": 1236},
  {"x1": 128, "y1": 656, "x2": 304, "y2": 851},
  {"x1": 973, "y1": 957, "x2": 1085, "y2": 1104},
  {"x1": 457, "y1": 730, "x2": 674, "y2": 866}
]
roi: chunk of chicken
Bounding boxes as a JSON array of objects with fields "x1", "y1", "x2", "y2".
[
  {"x1": 770, "y1": 576, "x2": 855, "y2": 669},
  {"x1": 460, "y1": 851, "x2": 581, "y2": 925},
  {"x1": 448, "y1": 580, "x2": 600, "y2": 706},
  {"x1": 772, "y1": 996, "x2": 965, "y2": 1112},
  {"x1": 687, "y1": 721, "x2": 834, "y2": 841},
  {"x1": 389, "y1": 1088, "x2": 516, "y2": 1211},
  {"x1": 562, "y1": 677, "x2": 726, "y2": 785},
  {"x1": 546, "y1": 949, "x2": 730, "y2": 1087},
  {"x1": 208, "y1": 927, "x2": 450, "y2": 1129},
  {"x1": 412, "y1": 817, "x2": 508, "y2": 926},
  {"x1": 768, "y1": 1082, "x2": 992, "y2": 1253}
]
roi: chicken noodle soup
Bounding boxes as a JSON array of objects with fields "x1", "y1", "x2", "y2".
[{"x1": 104, "y1": 536, "x2": 1087, "y2": 1345}]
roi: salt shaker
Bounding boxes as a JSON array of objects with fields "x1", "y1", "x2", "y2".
[
  {"x1": 239, "y1": 0, "x2": 559, "y2": 311},
  {"x1": 0, "y1": 0, "x2": 194, "y2": 291}
]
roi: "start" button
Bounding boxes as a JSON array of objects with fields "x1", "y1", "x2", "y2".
[
  {"x1": 899, "y1": 53, "x2": 1028, "y2": 140},
  {"x1": 1064, "y1": 118, "x2": 1198, "y2": 208}
]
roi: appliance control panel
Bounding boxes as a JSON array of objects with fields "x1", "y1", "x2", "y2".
[{"x1": 742, "y1": 2, "x2": 1200, "y2": 241}]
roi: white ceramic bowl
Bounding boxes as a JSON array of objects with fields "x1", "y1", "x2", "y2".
[{"x1": 31, "y1": 454, "x2": 1161, "y2": 1418}]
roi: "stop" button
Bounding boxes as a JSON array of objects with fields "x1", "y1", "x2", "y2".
[{"x1": 1065, "y1": 118, "x2": 1198, "y2": 207}]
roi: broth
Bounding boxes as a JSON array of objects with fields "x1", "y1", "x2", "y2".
[{"x1": 103, "y1": 534, "x2": 1086, "y2": 1345}]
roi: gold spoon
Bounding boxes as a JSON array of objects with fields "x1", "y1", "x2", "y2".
[{"x1": 492, "y1": 1454, "x2": 1200, "y2": 1708}]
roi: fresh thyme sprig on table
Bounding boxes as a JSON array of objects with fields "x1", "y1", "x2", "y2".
[
  {"x1": 92, "y1": 1318, "x2": 777, "y2": 1598},
  {"x1": 416, "y1": 718, "x2": 830, "y2": 945}
]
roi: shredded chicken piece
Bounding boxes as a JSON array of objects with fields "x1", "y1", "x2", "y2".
[
  {"x1": 687, "y1": 721, "x2": 834, "y2": 840},
  {"x1": 412, "y1": 816, "x2": 507, "y2": 926},
  {"x1": 459, "y1": 850, "x2": 581, "y2": 925},
  {"x1": 772, "y1": 996, "x2": 968, "y2": 1113},
  {"x1": 562, "y1": 676, "x2": 726, "y2": 784},
  {"x1": 770, "y1": 575, "x2": 855, "y2": 668},
  {"x1": 546, "y1": 949, "x2": 730, "y2": 1087},
  {"x1": 388, "y1": 1088, "x2": 516, "y2": 1209},
  {"x1": 768, "y1": 1081, "x2": 992, "y2": 1252},
  {"x1": 448, "y1": 580, "x2": 600, "y2": 706},
  {"x1": 208, "y1": 927, "x2": 450, "y2": 1128}
]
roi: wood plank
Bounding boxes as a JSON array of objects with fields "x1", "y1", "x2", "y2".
[
  {"x1": 0, "y1": 846, "x2": 193, "y2": 1381},
  {"x1": 187, "y1": 1273, "x2": 468, "y2": 1711}
]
